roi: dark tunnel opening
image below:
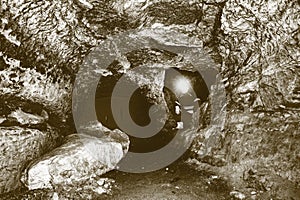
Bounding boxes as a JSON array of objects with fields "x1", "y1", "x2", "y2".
[{"x1": 95, "y1": 66, "x2": 210, "y2": 153}]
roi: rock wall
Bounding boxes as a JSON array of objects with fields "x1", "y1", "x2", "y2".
[
  {"x1": 220, "y1": 0, "x2": 299, "y2": 111},
  {"x1": 0, "y1": 0, "x2": 299, "y2": 199},
  {"x1": 0, "y1": 0, "x2": 135, "y2": 195},
  {"x1": 190, "y1": 0, "x2": 300, "y2": 198}
]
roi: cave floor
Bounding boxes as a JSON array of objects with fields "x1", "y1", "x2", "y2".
[
  {"x1": 0, "y1": 160, "x2": 233, "y2": 200},
  {"x1": 100, "y1": 160, "x2": 232, "y2": 200}
]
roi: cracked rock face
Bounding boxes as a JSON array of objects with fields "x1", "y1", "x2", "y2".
[
  {"x1": 0, "y1": 59, "x2": 72, "y2": 118},
  {"x1": 220, "y1": 0, "x2": 300, "y2": 111},
  {"x1": 190, "y1": 0, "x2": 300, "y2": 198}
]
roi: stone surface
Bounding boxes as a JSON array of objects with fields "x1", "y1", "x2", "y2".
[
  {"x1": 0, "y1": 0, "x2": 138, "y2": 75},
  {"x1": 21, "y1": 132, "x2": 129, "y2": 196},
  {"x1": 219, "y1": 0, "x2": 300, "y2": 111},
  {"x1": 0, "y1": 126, "x2": 60, "y2": 194},
  {"x1": 0, "y1": 0, "x2": 299, "y2": 198},
  {"x1": 189, "y1": 112, "x2": 300, "y2": 199},
  {"x1": 189, "y1": 0, "x2": 300, "y2": 198},
  {"x1": 0, "y1": 53, "x2": 72, "y2": 119},
  {"x1": 0, "y1": 94, "x2": 65, "y2": 194}
]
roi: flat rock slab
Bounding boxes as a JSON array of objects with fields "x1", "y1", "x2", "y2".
[{"x1": 21, "y1": 132, "x2": 129, "y2": 196}]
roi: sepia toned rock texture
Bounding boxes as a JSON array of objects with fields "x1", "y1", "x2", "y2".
[
  {"x1": 0, "y1": 126, "x2": 61, "y2": 193},
  {"x1": 190, "y1": 0, "x2": 300, "y2": 198},
  {"x1": 21, "y1": 132, "x2": 129, "y2": 198},
  {"x1": 0, "y1": 0, "x2": 299, "y2": 199}
]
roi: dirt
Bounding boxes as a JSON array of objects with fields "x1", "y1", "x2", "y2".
[
  {"x1": 99, "y1": 160, "x2": 232, "y2": 200},
  {"x1": 0, "y1": 159, "x2": 233, "y2": 200}
]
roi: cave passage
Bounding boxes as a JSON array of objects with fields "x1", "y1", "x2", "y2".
[{"x1": 95, "y1": 67, "x2": 209, "y2": 153}]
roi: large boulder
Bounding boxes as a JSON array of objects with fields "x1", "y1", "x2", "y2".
[
  {"x1": 0, "y1": 126, "x2": 60, "y2": 194},
  {"x1": 21, "y1": 126, "x2": 129, "y2": 198}
]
